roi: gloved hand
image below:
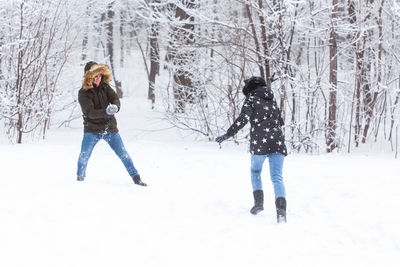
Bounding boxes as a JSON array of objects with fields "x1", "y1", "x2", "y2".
[
  {"x1": 215, "y1": 134, "x2": 230, "y2": 144},
  {"x1": 105, "y1": 104, "x2": 119, "y2": 115}
]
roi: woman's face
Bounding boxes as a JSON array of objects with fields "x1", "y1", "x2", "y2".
[{"x1": 93, "y1": 74, "x2": 102, "y2": 86}]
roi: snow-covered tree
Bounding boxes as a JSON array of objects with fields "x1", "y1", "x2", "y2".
[{"x1": 0, "y1": 0, "x2": 74, "y2": 143}]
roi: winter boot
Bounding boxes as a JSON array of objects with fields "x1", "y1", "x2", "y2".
[
  {"x1": 132, "y1": 175, "x2": 147, "y2": 186},
  {"x1": 275, "y1": 197, "x2": 287, "y2": 223},
  {"x1": 77, "y1": 176, "x2": 85, "y2": 181},
  {"x1": 250, "y1": 190, "x2": 264, "y2": 215}
]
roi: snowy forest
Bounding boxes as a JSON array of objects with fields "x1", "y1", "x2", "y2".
[{"x1": 1, "y1": 0, "x2": 400, "y2": 155}]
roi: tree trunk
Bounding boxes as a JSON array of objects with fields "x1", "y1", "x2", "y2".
[
  {"x1": 81, "y1": 2, "x2": 90, "y2": 61},
  {"x1": 245, "y1": 3, "x2": 265, "y2": 79},
  {"x1": 257, "y1": 0, "x2": 271, "y2": 86},
  {"x1": 278, "y1": 0, "x2": 287, "y2": 121},
  {"x1": 354, "y1": 44, "x2": 362, "y2": 147},
  {"x1": 16, "y1": 2, "x2": 24, "y2": 144},
  {"x1": 388, "y1": 74, "x2": 400, "y2": 143},
  {"x1": 120, "y1": 9, "x2": 125, "y2": 68},
  {"x1": 168, "y1": 1, "x2": 196, "y2": 113},
  {"x1": 347, "y1": 0, "x2": 357, "y2": 151},
  {"x1": 106, "y1": 1, "x2": 123, "y2": 98},
  {"x1": 148, "y1": 0, "x2": 160, "y2": 105},
  {"x1": 361, "y1": 0, "x2": 385, "y2": 143},
  {"x1": 327, "y1": 0, "x2": 338, "y2": 152}
]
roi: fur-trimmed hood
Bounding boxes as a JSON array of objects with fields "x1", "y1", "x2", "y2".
[{"x1": 82, "y1": 64, "x2": 112, "y2": 89}]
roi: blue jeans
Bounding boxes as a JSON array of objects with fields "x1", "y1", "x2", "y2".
[
  {"x1": 77, "y1": 132, "x2": 139, "y2": 178},
  {"x1": 251, "y1": 153, "x2": 286, "y2": 198}
]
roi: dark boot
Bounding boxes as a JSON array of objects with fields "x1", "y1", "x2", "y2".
[
  {"x1": 275, "y1": 197, "x2": 287, "y2": 223},
  {"x1": 250, "y1": 190, "x2": 264, "y2": 215},
  {"x1": 77, "y1": 176, "x2": 84, "y2": 181},
  {"x1": 132, "y1": 175, "x2": 147, "y2": 186}
]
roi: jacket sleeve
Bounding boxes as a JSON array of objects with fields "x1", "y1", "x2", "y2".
[
  {"x1": 226, "y1": 96, "x2": 254, "y2": 137},
  {"x1": 106, "y1": 84, "x2": 121, "y2": 111},
  {"x1": 78, "y1": 91, "x2": 107, "y2": 119}
]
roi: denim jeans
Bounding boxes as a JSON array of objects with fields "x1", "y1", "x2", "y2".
[
  {"x1": 250, "y1": 153, "x2": 286, "y2": 198},
  {"x1": 77, "y1": 132, "x2": 138, "y2": 178}
]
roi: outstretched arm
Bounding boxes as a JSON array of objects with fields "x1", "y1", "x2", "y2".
[
  {"x1": 215, "y1": 96, "x2": 254, "y2": 143},
  {"x1": 226, "y1": 97, "x2": 253, "y2": 137}
]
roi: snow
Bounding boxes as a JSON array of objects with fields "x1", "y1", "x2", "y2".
[{"x1": 1, "y1": 97, "x2": 399, "y2": 267}]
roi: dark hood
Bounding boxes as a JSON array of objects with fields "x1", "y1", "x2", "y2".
[{"x1": 250, "y1": 85, "x2": 274, "y2": 101}]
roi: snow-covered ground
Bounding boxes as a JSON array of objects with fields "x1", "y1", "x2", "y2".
[{"x1": 1, "y1": 97, "x2": 399, "y2": 267}]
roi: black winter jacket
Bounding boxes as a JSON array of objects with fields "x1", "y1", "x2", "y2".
[
  {"x1": 226, "y1": 86, "x2": 287, "y2": 156},
  {"x1": 78, "y1": 82, "x2": 120, "y2": 134},
  {"x1": 78, "y1": 63, "x2": 120, "y2": 134}
]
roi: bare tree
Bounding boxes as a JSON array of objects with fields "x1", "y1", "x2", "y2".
[
  {"x1": 326, "y1": 0, "x2": 338, "y2": 152},
  {"x1": 148, "y1": 0, "x2": 161, "y2": 105},
  {"x1": 1, "y1": 0, "x2": 73, "y2": 143},
  {"x1": 361, "y1": 0, "x2": 385, "y2": 143},
  {"x1": 81, "y1": 1, "x2": 93, "y2": 61},
  {"x1": 106, "y1": 1, "x2": 123, "y2": 98},
  {"x1": 165, "y1": 0, "x2": 198, "y2": 113}
]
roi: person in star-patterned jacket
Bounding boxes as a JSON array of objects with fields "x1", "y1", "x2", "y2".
[{"x1": 216, "y1": 76, "x2": 287, "y2": 223}]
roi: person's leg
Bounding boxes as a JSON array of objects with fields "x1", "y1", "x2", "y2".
[
  {"x1": 105, "y1": 132, "x2": 139, "y2": 177},
  {"x1": 77, "y1": 132, "x2": 100, "y2": 180},
  {"x1": 267, "y1": 153, "x2": 286, "y2": 198},
  {"x1": 250, "y1": 154, "x2": 267, "y2": 191},
  {"x1": 267, "y1": 153, "x2": 287, "y2": 223},
  {"x1": 250, "y1": 154, "x2": 267, "y2": 214}
]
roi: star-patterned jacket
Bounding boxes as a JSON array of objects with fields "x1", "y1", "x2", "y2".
[{"x1": 226, "y1": 86, "x2": 287, "y2": 156}]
